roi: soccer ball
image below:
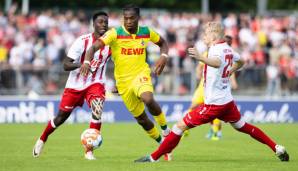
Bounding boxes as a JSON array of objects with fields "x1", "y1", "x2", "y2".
[{"x1": 80, "y1": 128, "x2": 102, "y2": 150}]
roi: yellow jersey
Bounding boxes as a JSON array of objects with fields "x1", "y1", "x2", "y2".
[
  {"x1": 100, "y1": 25, "x2": 160, "y2": 88},
  {"x1": 191, "y1": 51, "x2": 208, "y2": 105}
]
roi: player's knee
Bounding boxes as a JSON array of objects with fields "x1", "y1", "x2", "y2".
[
  {"x1": 172, "y1": 124, "x2": 185, "y2": 136},
  {"x1": 54, "y1": 115, "x2": 67, "y2": 127},
  {"x1": 141, "y1": 93, "x2": 154, "y2": 106},
  {"x1": 54, "y1": 110, "x2": 72, "y2": 126},
  {"x1": 230, "y1": 118, "x2": 245, "y2": 130},
  {"x1": 176, "y1": 120, "x2": 188, "y2": 131}
]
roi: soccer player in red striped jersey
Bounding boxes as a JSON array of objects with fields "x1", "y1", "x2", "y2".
[
  {"x1": 33, "y1": 11, "x2": 111, "y2": 160},
  {"x1": 135, "y1": 22, "x2": 289, "y2": 163}
]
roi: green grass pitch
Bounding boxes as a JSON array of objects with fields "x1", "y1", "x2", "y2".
[{"x1": 0, "y1": 123, "x2": 297, "y2": 171}]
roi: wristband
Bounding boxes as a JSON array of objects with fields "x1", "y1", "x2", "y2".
[
  {"x1": 83, "y1": 60, "x2": 90, "y2": 65},
  {"x1": 161, "y1": 53, "x2": 169, "y2": 58}
]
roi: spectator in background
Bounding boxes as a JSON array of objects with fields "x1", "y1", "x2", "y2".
[
  {"x1": 266, "y1": 61, "x2": 280, "y2": 97},
  {"x1": 32, "y1": 38, "x2": 47, "y2": 68},
  {"x1": 0, "y1": 41, "x2": 8, "y2": 63},
  {"x1": 0, "y1": 8, "x2": 298, "y2": 95}
]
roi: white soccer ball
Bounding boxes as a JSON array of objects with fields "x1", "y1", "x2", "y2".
[{"x1": 80, "y1": 128, "x2": 102, "y2": 150}]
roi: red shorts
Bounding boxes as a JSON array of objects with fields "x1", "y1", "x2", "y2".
[
  {"x1": 183, "y1": 101, "x2": 241, "y2": 128},
  {"x1": 59, "y1": 83, "x2": 105, "y2": 112}
]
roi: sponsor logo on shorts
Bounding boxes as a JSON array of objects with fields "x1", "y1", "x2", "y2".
[{"x1": 199, "y1": 107, "x2": 207, "y2": 115}]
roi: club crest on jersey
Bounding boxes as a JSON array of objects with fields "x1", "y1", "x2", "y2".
[{"x1": 141, "y1": 39, "x2": 145, "y2": 46}]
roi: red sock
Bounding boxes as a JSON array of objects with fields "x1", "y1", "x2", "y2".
[
  {"x1": 40, "y1": 120, "x2": 56, "y2": 142},
  {"x1": 89, "y1": 120, "x2": 102, "y2": 131},
  {"x1": 238, "y1": 123, "x2": 276, "y2": 152},
  {"x1": 151, "y1": 131, "x2": 182, "y2": 160}
]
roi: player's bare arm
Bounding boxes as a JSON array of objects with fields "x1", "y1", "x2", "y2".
[
  {"x1": 63, "y1": 57, "x2": 81, "y2": 71},
  {"x1": 79, "y1": 40, "x2": 104, "y2": 77},
  {"x1": 229, "y1": 58, "x2": 244, "y2": 75},
  {"x1": 188, "y1": 47, "x2": 221, "y2": 68},
  {"x1": 154, "y1": 36, "x2": 169, "y2": 76}
]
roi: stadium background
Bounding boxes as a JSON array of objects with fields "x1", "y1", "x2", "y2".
[
  {"x1": 0, "y1": 1, "x2": 298, "y2": 170},
  {"x1": 0, "y1": 0, "x2": 298, "y2": 123}
]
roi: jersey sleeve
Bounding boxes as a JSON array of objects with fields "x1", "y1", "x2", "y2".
[
  {"x1": 100, "y1": 28, "x2": 117, "y2": 45},
  {"x1": 208, "y1": 46, "x2": 222, "y2": 62},
  {"x1": 149, "y1": 28, "x2": 160, "y2": 44},
  {"x1": 67, "y1": 37, "x2": 84, "y2": 60}
]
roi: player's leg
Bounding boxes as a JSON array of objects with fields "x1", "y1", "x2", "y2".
[
  {"x1": 33, "y1": 88, "x2": 83, "y2": 158},
  {"x1": 135, "y1": 111, "x2": 162, "y2": 144},
  {"x1": 231, "y1": 118, "x2": 289, "y2": 161},
  {"x1": 79, "y1": 98, "x2": 105, "y2": 160},
  {"x1": 135, "y1": 104, "x2": 216, "y2": 162},
  {"x1": 222, "y1": 101, "x2": 289, "y2": 161},
  {"x1": 134, "y1": 73, "x2": 172, "y2": 160},
  {"x1": 89, "y1": 98, "x2": 104, "y2": 131},
  {"x1": 135, "y1": 72, "x2": 170, "y2": 135},
  {"x1": 140, "y1": 91, "x2": 170, "y2": 136},
  {"x1": 84, "y1": 83, "x2": 106, "y2": 160},
  {"x1": 217, "y1": 119, "x2": 222, "y2": 137},
  {"x1": 150, "y1": 119, "x2": 189, "y2": 161},
  {"x1": 135, "y1": 119, "x2": 189, "y2": 162},
  {"x1": 86, "y1": 83, "x2": 106, "y2": 132},
  {"x1": 33, "y1": 110, "x2": 72, "y2": 157},
  {"x1": 41, "y1": 110, "x2": 72, "y2": 142},
  {"x1": 210, "y1": 118, "x2": 222, "y2": 140},
  {"x1": 149, "y1": 104, "x2": 215, "y2": 161},
  {"x1": 121, "y1": 89, "x2": 163, "y2": 144},
  {"x1": 138, "y1": 83, "x2": 172, "y2": 161}
]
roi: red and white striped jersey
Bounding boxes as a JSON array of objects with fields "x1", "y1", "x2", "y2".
[
  {"x1": 65, "y1": 33, "x2": 111, "y2": 90},
  {"x1": 204, "y1": 42, "x2": 240, "y2": 105}
]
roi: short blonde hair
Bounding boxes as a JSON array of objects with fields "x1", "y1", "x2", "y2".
[{"x1": 202, "y1": 22, "x2": 224, "y2": 45}]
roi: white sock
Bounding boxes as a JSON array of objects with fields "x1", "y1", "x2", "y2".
[{"x1": 172, "y1": 124, "x2": 184, "y2": 136}]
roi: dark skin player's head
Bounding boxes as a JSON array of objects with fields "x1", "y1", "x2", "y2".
[
  {"x1": 92, "y1": 11, "x2": 109, "y2": 36},
  {"x1": 123, "y1": 4, "x2": 140, "y2": 34}
]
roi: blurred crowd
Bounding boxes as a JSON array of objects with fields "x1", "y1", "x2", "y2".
[{"x1": 0, "y1": 7, "x2": 298, "y2": 97}]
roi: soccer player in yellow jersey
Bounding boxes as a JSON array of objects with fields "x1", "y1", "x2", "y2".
[
  {"x1": 188, "y1": 35, "x2": 238, "y2": 140},
  {"x1": 80, "y1": 4, "x2": 172, "y2": 160}
]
